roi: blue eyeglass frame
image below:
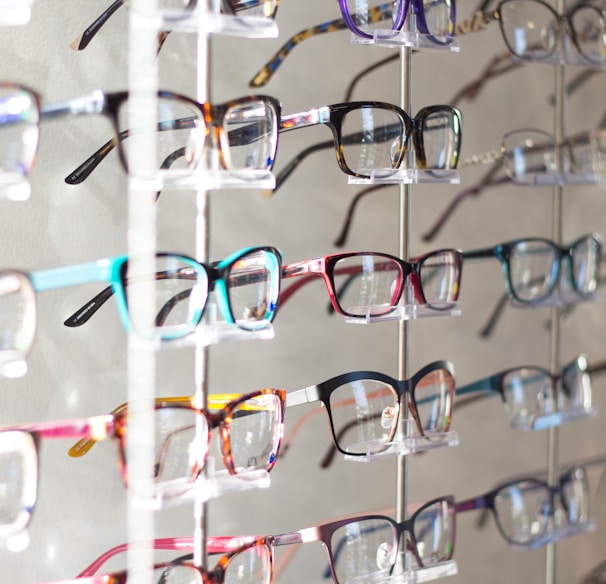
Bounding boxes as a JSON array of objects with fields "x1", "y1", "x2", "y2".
[{"x1": 28, "y1": 246, "x2": 282, "y2": 340}]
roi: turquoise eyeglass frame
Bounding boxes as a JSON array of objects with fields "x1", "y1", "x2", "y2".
[{"x1": 28, "y1": 246, "x2": 283, "y2": 340}]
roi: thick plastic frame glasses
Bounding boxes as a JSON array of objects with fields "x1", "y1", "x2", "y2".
[
  {"x1": 56, "y1": 91, "x2": 282, "y2": 185},
  {"x1": 280, "y1": 249, "x2": 463, "y2": 319},
  {"x1": 40, "y1": 537, "x2": 274, "y2": 584},
  {"x1": 0, "y1": 390, "x2": 285, "y2": 540},
  {"x1": 463, "y1": 234, "x2": 602, "y2": 305},
  {"x1": 286, "y1": 360, "x2": 455, "y2": 457},
  {"x1": 455, "y1": 466, "x2": 591, "y2": 548},
  {"x1": 274, "y1": 102, "x2": 461, "y2": 193},
  {"x1": 28, "y1": 246, "x2": 282, "y2": 339}
]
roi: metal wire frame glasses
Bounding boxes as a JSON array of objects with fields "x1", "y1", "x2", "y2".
[{"x1": 0, "y1": 390, "x2": 285, "y2": 540}]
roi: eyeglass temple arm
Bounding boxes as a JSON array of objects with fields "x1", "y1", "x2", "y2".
[
  {"x1": 421, "y1": 162, "x2": 507, "y2": 242},
  {"x1": 62, "y1": 269, "x2": 199, "y2": 328},
  {"x1": 263, "y1": 137, "x2": 335, "y2": 198},
  {"x1": 334, "y1": 184, "x2": 393, "y2": 247},
  {"x1": 30, "y1": 260, "x2": 116, "y2": 292}
]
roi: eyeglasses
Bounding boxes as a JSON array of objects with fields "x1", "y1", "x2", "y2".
[
  {"x1": 27, "y1": 246, "x2": 282, "y2": 340},
  {"x1": 456, "y1": 466, "x2": 591, "y2": 548},
  {"x1": 472, "y1": 0, "x2": 606, "y2": 65},
  {"x1": 478, "y1": 254, "x2": 606, "y2": 339},
  {"x1": 71, "y1": 0, "x2": 280, "y2": 52},
  {"x1": 280, "y1": 249, "x2": 463, "y2": 319},
  {"x1": 0, "y1": 270, "x2": 36, "y2": 379},
  {"x1": 336, "y1": 0, "x2": 456, "y2": 42},
  {"x1": 286, "y1": 361, "x2": 455, "y2": 457},
  {"x1": 248, "y1": 9, "x2": 492, "y2": 89},
  {"x1": 463, "y1": 234, "x2": 602, "y2": 305},
  {"x1": 55, "y1": 91, "x2": 281, "y2": 185},
  {"x1": 0, "y1": 390, "x2": 285, "y2": 539},
  {"x1": 333, "y1": 128, "x2": 606, "y2": 248},
  {"x1": 0, "y1": 82, "x2": 41, "y2": 201},
  {"x1": 271, "y1": 102, "x2": 461, "y2": 193},
  {"x1": 456, "y1": 354, "x2": 594, "y2": 429}
]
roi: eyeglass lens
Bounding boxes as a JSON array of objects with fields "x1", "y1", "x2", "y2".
[
  {"x1": 508, "y1": 240, "x2": 559, "y2": 302},
  {"x1": 493, "y1": 472, "x2": 589, "y2": 545},
  {"x1": 570, "y1": 236, "x2": 599, "y2": 294},
  {"x1": 0, "y1": 86, "x2": 39, "y2": 198},
  {"x1": 0, "y1": 271, "x2": 36, "y2": 378},
  {"x1": 223, "y1": 100, "x2": 278, "y2": 171},
  {"x1": 418, "y1": 110, "x2": 460, "y2": 169},
  {"x1": 340, "y1": 107, "x2": 406, "y2": 175},
  {"x1": 414, "y1": 369, "x2": 453, "y2": 433},
  {"x1": 0, "y1": 431, "x2": 38, "y2": 537},
  {"x1": 502, "y1": 130, "x2": 606, "y2": 184}
]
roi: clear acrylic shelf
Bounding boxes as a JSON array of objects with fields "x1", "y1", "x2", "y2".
[
  {"x1": 510, "y1": 404, "x2": 598, "y2": 432},
  {"x1": 343, "y1": 301, "x2": 461, "y2": 324},
  {"x1": 344, "y1": 554, "x2": 457, "y2": 584},
  {"x1": 0, "y1": 0, "x2": 31, "y2": 25},
  {"x1": 156, "y1": 304, "x2": 275, "y2": 351},
  {"x1": 158, "y1": 8, "x2": 278, "y2": 38},
  {"x1": 134, "y1": 464, "x2": 271, "y2": 510},
  {"x1": 511, "y1": 519, "x2": 596, "y2": 550},
  {"x1": 351, "y1": 30, "x2": 459, "y2": 52},
  {"x1": 348, "y1": 168, "x2": 460, "y2": 186},
  {"x1": 343, "y1": 420, "x2": 459, "y2": 462},
  {"x1": 508, "y1": 289, "x2": 599, "y2": 310},
  {"x1": 130, "y1": 168, "x2": 275, "y2": 193},
  {"x1": 526, "y1": 171, "x2": 604, "y2": 186},
  {"x1": 511, "y1": 39, "x2": 606, "y2": 69}
]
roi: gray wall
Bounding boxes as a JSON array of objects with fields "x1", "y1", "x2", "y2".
[{"x1": 0, "y1": 1, "x2": 605, "y2": 582}]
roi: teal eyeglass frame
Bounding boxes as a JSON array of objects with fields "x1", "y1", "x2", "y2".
[{"x1": 28, "y1": 246, "x2": 283, "y2": 340}]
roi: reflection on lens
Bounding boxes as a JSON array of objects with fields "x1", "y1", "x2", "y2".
[
  {"x1": 561, "y1": 356, "x2": 591, "y2": 410},
  {"x1": 345, "y1": 0, "x2": 400, "y2": 34},
  {"x1": 224, "y1": 543, "x2": 271, "y2": 584},
  {"x1": 494, "y1": 479, "x2": 551, "y2": 544},
  {"x1": 229, "y1": 393, "x2": 282, "y2": 472},
  {"x1": 227, "y1": 249, "x2": 280, "y2": 330},
  {"x1": 560, "y1": 467, "x2": 590, "y2": 525},
  {"x1": 333, "y1": 254, "x2": 403, "y2": 317},
  {"x1": 423, "y1": 0, "x2": 454, "y2": 37},
  {"x1": 329, "y1": 378, "x2": 398, "y2": 453},
  {"x1": 414, "y1": 369, "x2": 453, "y2": 434},
  {"x1": 502, "y1": 367, "x2": 554, "y2": 419},
  {"x1": 509, "y1": 240, "x2": 558, "y2": 302},
  {"x1": 331, "y1": 518, "x2": 397, "y2": 584}
]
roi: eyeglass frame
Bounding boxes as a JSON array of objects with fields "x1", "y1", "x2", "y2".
[
  {"x1": 462, "y1": 233, "x2": 602, "y2": 305},
  {"x1": 27, "y1": 246, "x2": 282, "y2": 339},
  {"x1": 279, "y1": 248, "x2": 463, "y2": 317}
]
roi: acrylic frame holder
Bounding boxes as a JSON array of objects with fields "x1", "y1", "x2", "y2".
[
  {"x1": 156, "y1": 303, "x2": 275, "y2": 351},
  {"x1": 158, "y1": 5, "x2": 278, "y2": 38},
  {"x1": 510, "y1": 39, "x2": 606, "y2": 69},
  {"x1": 348, "y1": 168, "x2": 460, "y2": 186},
  {"x1": 133, "y1": 457, "x2": 271, "y2": 510},
  {"x1": 509, "y1": 403, "x2": 598, "y2": 432},
  {"x1": 507, "y1": 288, "x2": 599, "y2": 311},
  {"x1": 511, "y1": 519, "x2": 597, "y2": 551},
  {"x1": 344, "y1": 552, "x2": 457, "y2": 584},
  {"x1": 343, "y1": 418, "x2": 459, "y2": 462}
]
